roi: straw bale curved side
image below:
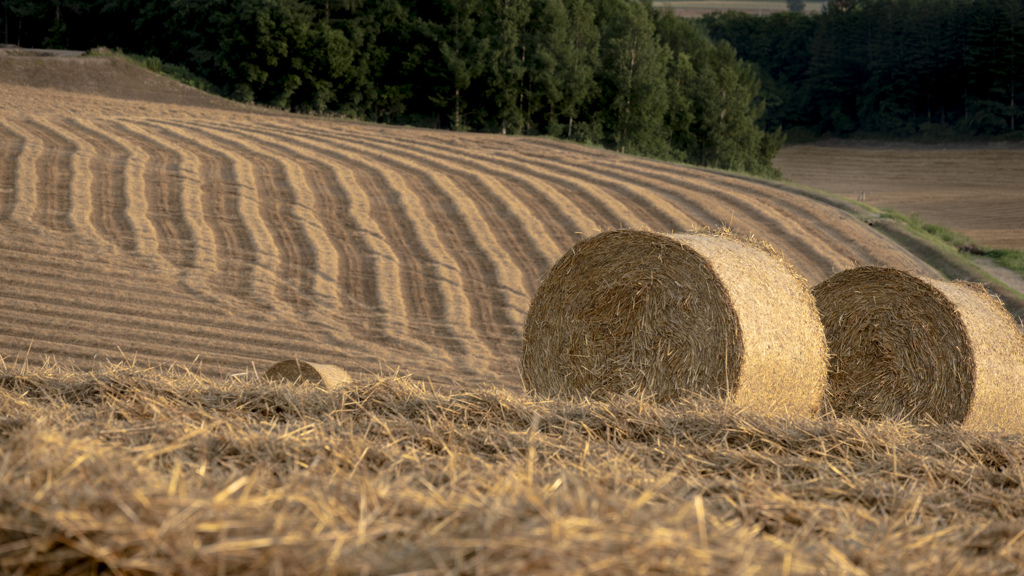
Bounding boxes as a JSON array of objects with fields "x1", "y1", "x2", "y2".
[
  {"x1": 265, "y1": 359, "x2": 352, "y2": 390},
  {"x1": 812, "y1": 267, "x2": 1024, "y2": 432},
  {"x1": 520, "y1": 229, "x2": 827, "y2": 416}
]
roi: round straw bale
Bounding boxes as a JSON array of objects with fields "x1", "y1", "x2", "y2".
[
  {"x1": 520, "y1": 229, "x2": 828, "y2": 416},
  {"x1": 265, "y1": 359, "x2": 352, "y2": 389},
  {"x1": 812, "y1": 267, "x2": 1024, "y2": 432}
]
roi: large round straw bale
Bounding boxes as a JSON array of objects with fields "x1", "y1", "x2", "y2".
[
  {"x1": 520, "y1": 229, "x2": 828, "y2": 416},
  {"x1": 812, "y1": 267, "x2": 1024, "y2": 432},
  {"x1": 265, "y1": 359, "x2": 352, "y2": 389}
]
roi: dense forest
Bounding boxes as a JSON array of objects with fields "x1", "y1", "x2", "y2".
[
  {"x1": 702, "y1": 0, "x2": 1024, "y2": 138},
  {"x1": 4, "y1": 0, "x2": 1020, "y2": 174},
  {"x1": 0, "y1": 0, "x2": 782, "y2": 176}
]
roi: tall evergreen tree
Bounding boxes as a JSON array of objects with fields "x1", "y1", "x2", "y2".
[
  {"x1": 560, "y1": 0, "x2": 601, "y2": 140},
  {"x1": 656, "y1": 12, "x2": 781, "y2": 175},
  {"x1": 521, "y1": 0, "x2": 568, "y2": 134},
  {"x1": 481, "y1": 0, "x2": 531, "y2": 134},
  {"x1": 597, "y1": 0, "x2": 670, "y2": 155},
  {"x1": 420, "y1": 0, "x2": 488, "y2": 129},
  {"x1": 332, "y1": 0, "x2": 419, "y2": 121}
]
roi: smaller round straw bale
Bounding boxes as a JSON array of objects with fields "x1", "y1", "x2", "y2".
[
  {"x1": 812, "y1": 267, "x2": 1024, "y2": 432},
  {"x1": 520, "y1": 229, "x2": 828, "y2": 416},
  {"x1": 265, "y1": 359, "x2": 352, "y2": 389}
]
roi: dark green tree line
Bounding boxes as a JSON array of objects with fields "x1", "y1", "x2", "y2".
[
  {"x1": 702, "y1": 0, "x2": 1024, "y2": 138},
  {"x1": 0, "y1": 0, "x2": 781, "y2": 175}
]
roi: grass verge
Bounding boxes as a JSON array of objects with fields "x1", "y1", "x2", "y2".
[
  {"x1": 885, "y1": 211, "x2": 1024, "y2": 278},
  {"x1": 3, "y1": 358, "x2": 1024, "y2": 574},
  {"x1": 867, "y1": 214, "x2": 1024, "y2": 322},
  {"x1": 88, "y1": 47, "x2": 219, "y2": 95},
  {"x1": 755, "y1": 174, "x2": 1024, "y2": 321}
]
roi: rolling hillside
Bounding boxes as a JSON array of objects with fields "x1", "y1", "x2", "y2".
[{"x1": 0, "y1": 52, "x2": 939, "y2": 388}]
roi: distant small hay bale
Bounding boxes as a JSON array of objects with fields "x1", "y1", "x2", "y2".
[
  {"x1": 812, "y1": 267, "x2": 1024, "y2": 432},
  {"x1": 520, "y1": 229, "x2": 828, "y2": 416},
  {"x1": 264, "y1": 359, "x2": 352, "y2": 390}
]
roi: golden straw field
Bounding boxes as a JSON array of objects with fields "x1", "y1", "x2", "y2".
[
  {"x1": 4, "y1": 52, "x2": 1024, "y2": 574},
  {"x1": 0, "y1": 53, "x2": 938, "y2": 389}
]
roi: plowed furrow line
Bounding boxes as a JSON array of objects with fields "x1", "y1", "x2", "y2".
[
  {"x1": 269, "y1": 122, "x2": 580, "y2": 261},
  {"x1": 317, "y1": 128, "x2": 570, "y2": 289},
  {"x1": 150, "y1": 125, "x2": 294, "y2": 309},
  {"x1": 508, "y1": 138, "x2": 831, "y2": 240},
  {"x1": 185, "y1": 126, "x2": 396, "y2": 345},
  {"x1": 480, "y1": 148, "x2": 693, "y2": 232},
  {"x1": 0, "y1": 283, "x2": 352, "y2": 371},
  {"x1": 34, "y1": 117, "x2": 117, "y2": 246},
  {"x1": 128, "y1": 123, "x2": 221, "y2": 290},
  {"x1": 281, "y1": 127, "x2": 529, "y2": 345},
  {"x1": 16, "y1": 119, "x2": 75, "y2": 232},
  {"x1": 0, "y1": 121, "x2": 37, "y2": 227},
  {"x1": 0, "y1": 309, "x2": 260, "y2": 375},
  {"x1": 302, "y1": 130, "x2": 516, "y2": 360},
  {"x1": 345, "y1": 162, "x2": 471, "y2": 360},
  {"x1": 102, "y1": 121, "x2": 196, "y2": 269},
  {"x1": 166, "y1": 123, "x2": 333, "y2": 310},
  {"x1": 382, "y1": 130, "x2": 675, "y2": 232},
  {"x1": 575, "y1": 158, "x2": 844, "y2": 279},
  {"x1": 0, "y1": 325, "x2": 374, "y2": 381},
  {"x1": 0, "y1": 333, "x2": 192, "y2": 372},
  {"x1": 398, "y1": 132, "x2": 720, "y2": 245},
  {"x1": 616, "y1": 160, "x2": 876, "y2": 277},
  {"x1": 210, "y1": 123, "x2": 460, "y2": 360},
  {"x1": 141, "y1": 124, "x2": 267, "y2": 301},
  {"x1": 276, "y1": 123, "x2": 620, "y2": 238},
  {"x1": 690, "y1": 170, "x2": 929, "y2": 274},
  {"x1": 0, "y1": 240, "x2": 340, "y2": 349},
  {"x1": 618, "y1": 157, "x2": 873, "y2": 256},
  {"x1": 59, "y1": 118, "x2": 135, "y2": 251},
  {"x1": 83, "y1": 120, "x2": 163, "y2": 259},
  {"x1": 0, "y1": 121, "x2": 24, "y2": 222}
]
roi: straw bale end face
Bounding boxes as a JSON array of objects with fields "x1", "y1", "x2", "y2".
[
  {"x1": 521, "y1": 230, "x2": 827, "y2": 416},
  {"x1": 265, "y1": 360, "x2": 352, "y2": 390},
  {"x1": 812, "y1": 267, "x2": 1024, "y2": 433}
]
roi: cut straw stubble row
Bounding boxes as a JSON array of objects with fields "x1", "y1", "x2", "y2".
[{"x1": 520, "y1": 229, "x2": 1024, "y2": 434}]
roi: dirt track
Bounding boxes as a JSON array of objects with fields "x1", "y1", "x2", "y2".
[{"x1": 0, "y1": 55, "x2": 940, "y2": 388}]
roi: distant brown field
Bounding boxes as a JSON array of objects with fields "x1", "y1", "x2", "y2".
[
  {"x1": 0, "y1": 53, "x2": 937, "y2": 389},
  {"x1": 775, "y1": 142, "x2": 1024, "y2": 251},
  {"x1": 652, "y1": 0, "x2": 823, "y2": 17}
]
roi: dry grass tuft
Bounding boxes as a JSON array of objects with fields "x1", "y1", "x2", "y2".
[
  {"x1": 812, "y1": 266, "x2": 1024, "y2": 432},
  {"x1": 4, "y1": 358, "x2": 1024, "y2": 574},
  {"x1": 520, "y1": 229, "x2": 827, "y2": 416},
  {"x1": 264, "y1": 359, "x2": 353, "y2": 390}
]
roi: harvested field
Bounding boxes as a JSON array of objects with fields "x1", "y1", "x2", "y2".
[
  {"x1": 0, "y1": 53, "x2": 940, "y2": 389},
  {"x1": 775, "y1": 141, "x2": 1024, "y2": 251},
  {"x1": 4, "y1": 51, "x2": 1024, "y2": 576},
  {"x1": 4, "y1": 360, "x2": 1024, "y2": 574}
]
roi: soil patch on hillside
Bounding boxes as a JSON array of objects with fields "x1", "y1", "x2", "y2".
[{"x1": 0, "y1": 46, "x2": 246, "y2": 111}]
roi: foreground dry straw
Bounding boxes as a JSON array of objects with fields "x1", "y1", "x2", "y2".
[
  {"x1": 521, "y1": 229, "x2": 827, "y2": 416},
  {"x1": 4, "y1": 359, "x2": 1024, "y2": 574},
  {"x1": 813, "y1": 267, "x2": 1024, "y2": 433}
]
